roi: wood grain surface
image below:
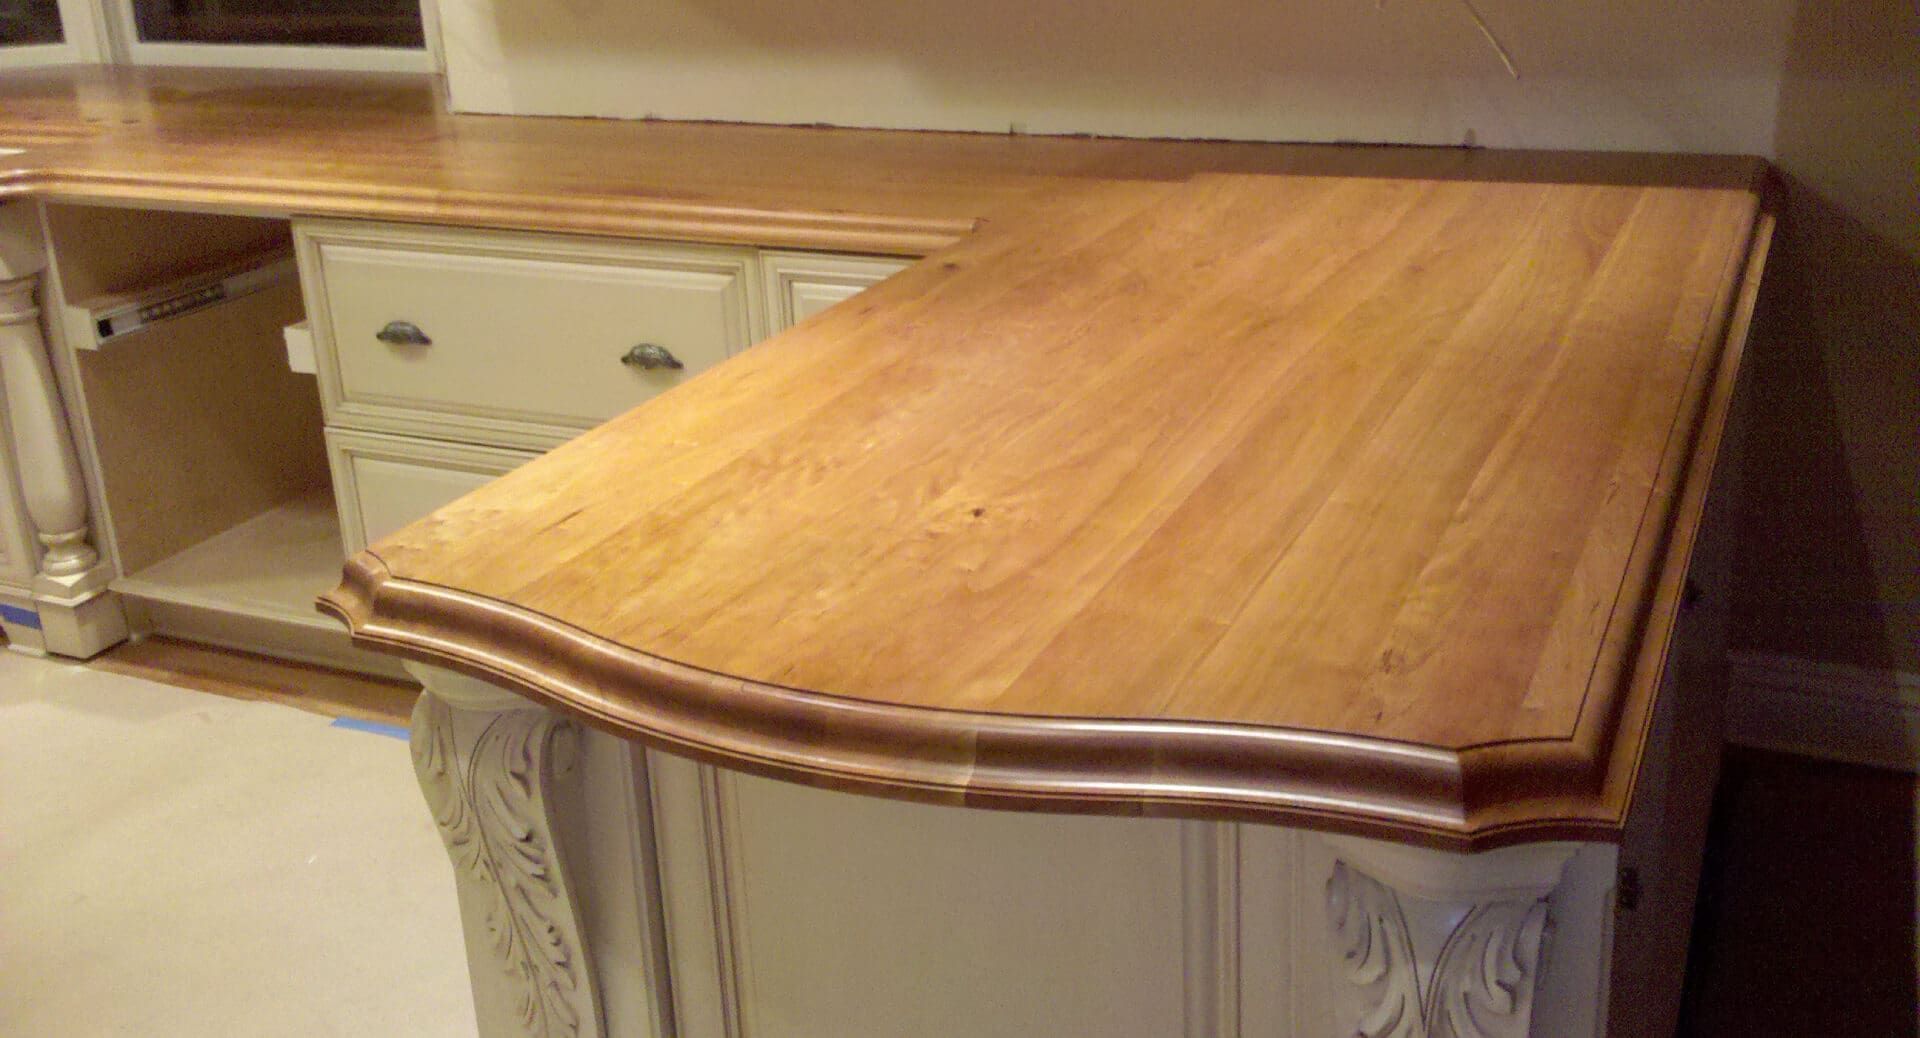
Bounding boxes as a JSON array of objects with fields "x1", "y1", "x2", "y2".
[
  {"x1": 0, "y1": 66, "x2": 1770, "y2": 848},
  {"x1": 321, "y1": 172, "x2": 1766, "y2": 850},
  {"x1": 0, "y1": 65, "x2": 1761, "y2": 256}
]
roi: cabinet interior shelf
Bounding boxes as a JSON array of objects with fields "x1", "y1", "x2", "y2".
[
  {"x1": 112, "y1": 487, "x2": 345, "y2": 633},
  {"x1": 109, "y1": 486, "x2": 404, "y2": 677}
]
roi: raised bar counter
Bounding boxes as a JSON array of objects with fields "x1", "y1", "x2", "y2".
[{"x1": 320, "y1": 170, "x2": 1767, "y2": 851}]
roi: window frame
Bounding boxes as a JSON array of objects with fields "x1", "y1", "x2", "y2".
[
  {"x1": 1, "y1": 0, "x2": 438, "y2": 72},
  {"x1": 0, "y1": 0, "x2": 110, "y2": 65}
]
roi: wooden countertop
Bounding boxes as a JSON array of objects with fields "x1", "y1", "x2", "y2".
[
  {"x1": 1, "y1": 64, "x2": 1760, "y2": 256},
  {"x1": 0, "y1": 67, "x2": 1770, "y2": 851}
]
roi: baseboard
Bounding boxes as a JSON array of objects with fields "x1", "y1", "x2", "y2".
[
  {"x1": 1726, "y1": 651, "x2": 1920, "y2": 772},
  {"x1": 120, "y1": 594, "x2": 412, "y2": 682}
]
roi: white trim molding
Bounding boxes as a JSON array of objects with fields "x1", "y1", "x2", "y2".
[
  {"x1": 1727, "y1": 650, "x2": 1920, "y2": 772},
  {"x1": 1180, "y1": 820, "x2": 1242, "y2": 1038},
  {"x1": 0, "y1": 44, "x2": 86, "y2": 68},
  {"x1": 121, "y1": 41, "x2": 432, "y2": 73}
]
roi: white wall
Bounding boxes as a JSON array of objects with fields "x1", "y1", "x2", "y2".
[{"x1": 441, "y1": 0, "x2": 1794, "y2": 153}]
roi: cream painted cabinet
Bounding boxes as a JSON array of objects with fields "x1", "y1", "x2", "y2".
[
  {"x1": 760, "y1": 250, "x2": 912, "y2": 331},
  {"x1": 325, "y1": 428, "x2": 537, "y2": 554},
  {"x1": 297, "y1": 220, "x2": 916, "y2": 568},
  {"x1": 407, "y1": 665, "x2": 1617, "y2": 1038},
  {"x1": 29, "y1": 205, "x2": 317, "y2": 664},
  {"x1": 646, "y1": 756, "x2": 1195, "y2": 1038},
  {"x1": 297, "y1": 220, "x2": 764, "y2": 452}
]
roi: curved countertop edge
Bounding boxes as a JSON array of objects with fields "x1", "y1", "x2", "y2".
[
  {"x1": 1, "y1": 166, "x2": 979, "y2": 257},
  {"x1": 319, "y1": 553, "x2": 1633, "y2": 854},
  {"x1": 312, "y1": 206, "x2": 1778, "y2": 856}
]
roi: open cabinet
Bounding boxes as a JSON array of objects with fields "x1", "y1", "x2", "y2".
[
  {"x1": 30, "y1": 202, "x2": 912, "y2": 675},
  {"x1": 42, "y1": 203, "x2": 400, "y2": 676}
]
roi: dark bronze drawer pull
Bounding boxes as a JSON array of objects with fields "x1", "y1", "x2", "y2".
[
  {"x1": 622, "y1": 343, "x2": 683, "y2": 371},
  {"x1": 376, "y1": 320, "x2": 431, "y2": 347}
]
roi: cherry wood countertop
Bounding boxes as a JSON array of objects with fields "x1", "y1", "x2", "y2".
[
  {"x1": 1, "y1": 65, "x2": 1761, "y2": 256},
  {"x1": 0, "y1": 67, "x2": 1770, "y2": 850}
]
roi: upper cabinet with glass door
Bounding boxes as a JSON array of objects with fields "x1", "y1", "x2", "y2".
[
  {"x1": 131, "y1": 0, "x2": 423, "y2": 49},
  {"x1": 0, "y1": 0, "x2": 85, "y2": 64},
  {"x1": 0, "y1": 0, "x2": 64, "y2": 45},
  {"x1": 2, "y1": 0, "x2": 432, "y2": 70}
]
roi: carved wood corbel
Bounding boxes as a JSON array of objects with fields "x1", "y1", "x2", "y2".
[
  {"x1": 1322, "y1": 836, "x2": 1575, "y2": 1038},
  {"x1": 410, "y1": 665, "x2": 604, "y2": 1038}
]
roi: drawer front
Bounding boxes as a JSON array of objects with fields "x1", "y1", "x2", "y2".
[
  {"x1": 326, "y1": 429, "x2": 538, "y2": 554},
  {"x1": 300, "y1": 221, "x2": 761, "y2": 450},
  {"x1": 760, "y1": 250, "x2": 912, "y2": 333}
]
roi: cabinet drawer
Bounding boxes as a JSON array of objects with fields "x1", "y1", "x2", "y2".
[
  {"x1": 299, "y1": 220, "x2": 761, "y2": 450},
  {"x1": 760, "y1": 250, "x2": 912, "y2": 333},
  {"x1": 326, "y1": 429, "x2": 538, "y2": 554}
]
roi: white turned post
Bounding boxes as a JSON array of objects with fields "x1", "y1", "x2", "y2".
[
  {"x1": 1318, "y1": 835, "x2": 1579, "y2": 1038},
  {"x1": 0, "y1": 208, "x2": 126, "y2": 658},
  {"x1": 409, "y1": 663, "x2": 605, "y2": 1038}
]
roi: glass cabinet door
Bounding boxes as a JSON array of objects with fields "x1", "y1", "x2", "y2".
[
  {"x1": 128, "y1": 0, "x2": 423, "y2": 48},
  {"x1": 0, "y1": 0, "x2": 65, "y2": 46}
]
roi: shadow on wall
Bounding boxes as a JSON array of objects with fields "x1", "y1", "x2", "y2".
[
  {"x1": 1681, "y1": 748, "x2": 1920, "y2": 1036},
  {"x1": 1732, "y1": 0, "x2": 1919, "y2": 673}
]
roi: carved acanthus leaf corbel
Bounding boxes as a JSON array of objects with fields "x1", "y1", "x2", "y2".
[
  {"x1": 1428, "y1": 899, "x2": 1550, "y2": 1038},
  {"x1": 415, "y1": 692, "x2": 596, "y2": 1038},
  {"x1": 1325, "y1": 858, "x2": 1553, "y2": 1038},
  {"x1": 1327, "y1": 860, "x2": 1427, "y2": 1038}
]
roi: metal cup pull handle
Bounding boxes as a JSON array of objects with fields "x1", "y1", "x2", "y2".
[
  {"x1": 622, "y1": 343, "x2": 684, "y2": 371},
  {"x1": 376, "y1": 320, "x2": 431, "y2": 347}
]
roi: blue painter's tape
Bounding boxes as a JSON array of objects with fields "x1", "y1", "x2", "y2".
[
  {"x1": 330, "y1": 717, "x2": 410, "y2": 741},
  {"x1": 0, "y1": 603, "x2": 41, "y2": 629}
]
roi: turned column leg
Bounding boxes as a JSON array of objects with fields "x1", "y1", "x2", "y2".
[
  {"x1": 1318, "y1": 836, "x2": 1580, "y2": 1038},
  {"x1": 409, "y1": 664, "x2": 605, "y2": 1038},
  {"x1": 0, "y1": 268, "x2": 126, "y2": 657}
]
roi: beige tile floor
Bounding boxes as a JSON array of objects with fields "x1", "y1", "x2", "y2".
[{"x1": 0, "y1": 648, "x2": 475, "y2": 1037}]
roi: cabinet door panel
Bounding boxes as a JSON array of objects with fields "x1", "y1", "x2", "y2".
[
  {"x1": 326, "y1": 429, "x2": 536, "y2": 554},
  {"x1": 672, "y1": 768, "x2": 1189, "y2": 1038},
  {"x1": 761, "y1": 250, "x2": 911, "y2": 333}
]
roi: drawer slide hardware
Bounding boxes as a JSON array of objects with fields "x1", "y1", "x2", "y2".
[{"x1": 79, "y1": 250, "x2": 296, "y2": 349}]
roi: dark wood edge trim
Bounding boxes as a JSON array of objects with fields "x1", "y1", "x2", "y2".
[
  {"x1": 1597, "y1": 202, "x2": 1778, "y2": 819},
  {"x1": 1527, "y1": 195, "x2": 1772, "y2": 843},
  {"x1": 320, "y1": 554, "x2": 1628, "y2": 852}
]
